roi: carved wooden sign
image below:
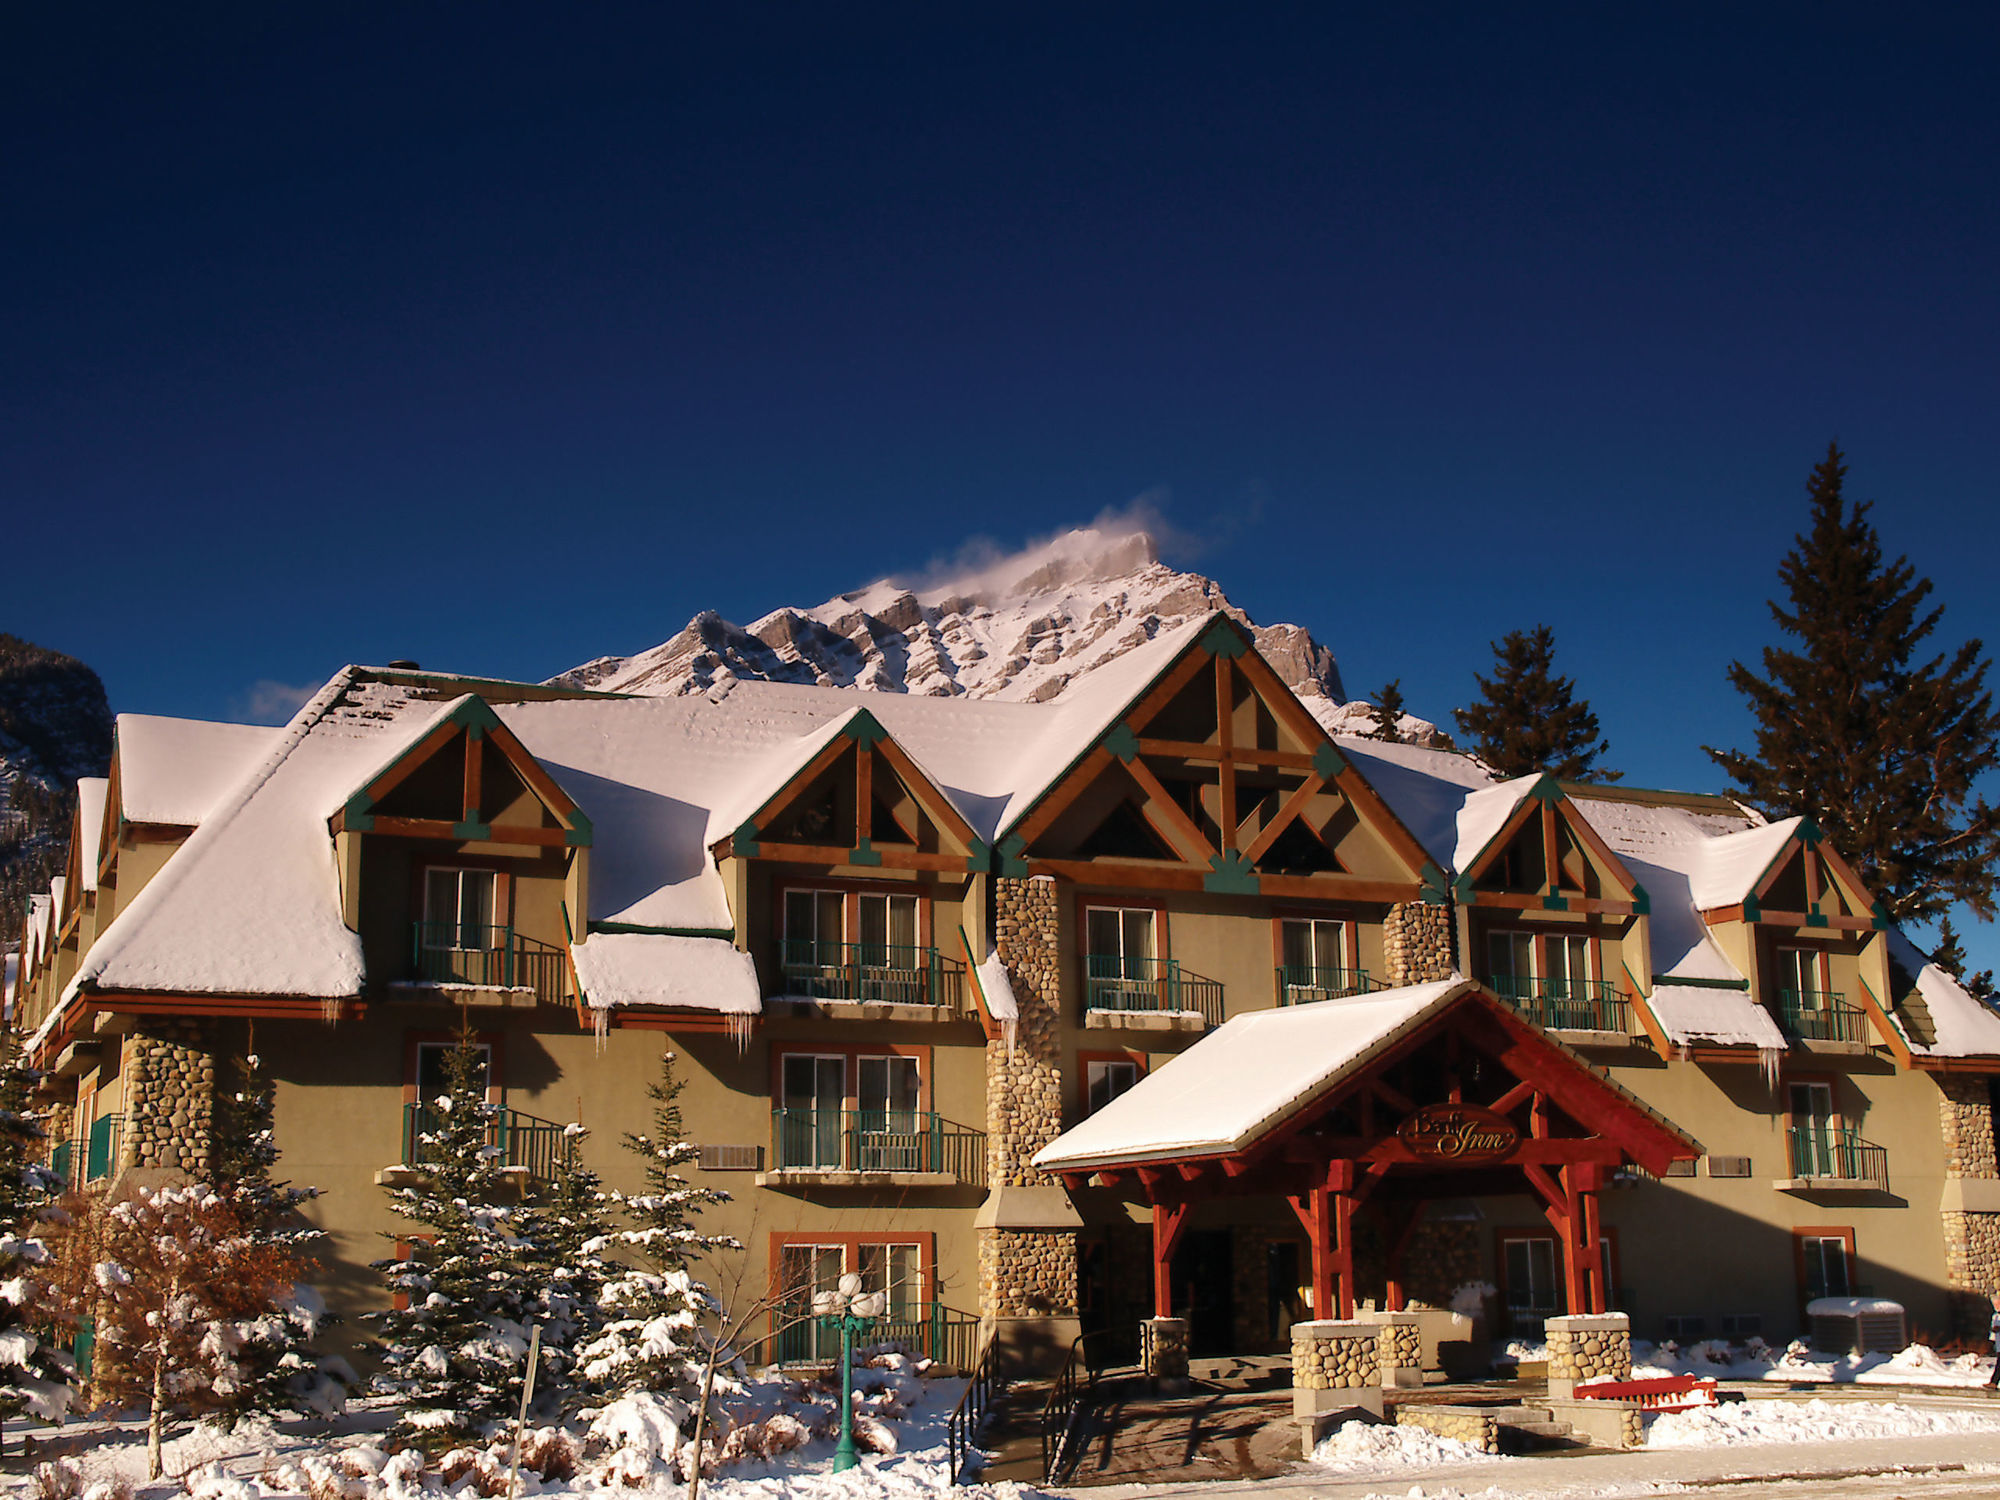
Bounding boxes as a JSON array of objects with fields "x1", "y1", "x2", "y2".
[{"x1": 1396, "y1": 1103, "x2": 1520, "y2": 1164}]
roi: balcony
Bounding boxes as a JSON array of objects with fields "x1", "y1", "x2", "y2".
[
  {"x1": 1490, "y1": 975, "x2": 1631, "y2": 1036},
  {"x1": 1781, "y1": 1125, "x2": 1890, "y2": 1193},
  {"x1": 763, "y1": 1299, "x2": 983, "y2": 1373},
  {"x1": 405, "y1": 922, "x2": 571, "y2": 1007},
  {"x1": 1776, "y1": 990, "x2": 1874, "y2": 1046},
  {"x1": 1082, "y1": 955, "x2": 1223, "y2": 1030},
  {"x1": 773, "y1": 940, "x2": 965, "y2": 1015},
  {"x1": 48, "y1": 1139, "x2": 75, "y2": 1187},
  {"x1": 85, "y1": 1114, "x2": 120, "y2": 1183},
  {"x1": 1276, "y1": 964, "x2": 1379, "y2": 1006},
  {"x1": 386, "y1": 1102, "x2": 573, "y2": 1187},
  {"x1": 762, "y1": 1108, "x2": 984, "y2": 1187}
]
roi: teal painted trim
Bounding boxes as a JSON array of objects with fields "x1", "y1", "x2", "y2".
[
  {"x1": 589, "y1": 921, "x2": 738, "y2": 939},
  {"x1": 965, "y1": 837, "x2": 993, "y2": 875},
  {"x1": 1652, "y1": 974, "x2": 1751, "y2": 990},
  {"x1": 1312, "y1": 742, "x2": 1348, "y2": 779},
  {"x1": 465, "y1": 721, "x2": 485, "y2": 743},
  {"x1": 1872, "y1": 904, "x2": 1891, "y2": 931},
  {"x1": 998, "y1": 835, "x2": 1029, "y2": 878},
  {"x1": 1101, "y1": 723, "x2": 1140, "y2": 762},
  {"x1": 1799, "y1": 817, "x2": 1821, "y2": 845},
  {"x1": 342, "y1": 791, "x2": 374, "y2": 825},
  {"x1": 452, "y1": 820, "x2": 491, "y2": 841},
  {"x1": 1806, "y1": 912, "x2": 1829, "y2": 928},
  {"x1": 843, "y1": 708, "x2": 888, "y2": 748},
  {"x1": 1200, "y1": 617, "x2": 1248, "y2": 658},
  {"x1": 733, "y1": 821, "x2": 761, "y2": 858},
  {"x1": 1542, "y1": 894, "x2": 1569, "y2": 912},
  {"x1": 1420, "y1": 862, "x2": 1451, "y2": 906},
  {"x1": 1530, "y1": 774, "x2": 1564, "y2": 805},
  {"x1": 849, "y1": 838, "x2": 883, "y2": 867},
  {"x1": 563, "y1": 825, "x2": 593, "y2": 848},
  {"x1": 1452, "y1": 872, "x2": 1475, "y2": 903},
  {"x1": 1741, "y1": 894, "x2": 1761, "y2": 922},
  {"x1": 565, "y1": 805, "x2": 594, "y2": 841},
  {"x1": 1204, "y1": 850, "x2": 1260, "y2": 895},
  {"x1": 1632, "y1": 883, "x2": 1650, "y2": 916}
]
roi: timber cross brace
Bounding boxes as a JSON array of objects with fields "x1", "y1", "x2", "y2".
[{"x1": 1057, "y1": 988, "x2": 1696, "y2": 1323}]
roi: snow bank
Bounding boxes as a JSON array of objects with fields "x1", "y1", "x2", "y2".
[
  {"x1": 570, "y1": 933, "x2": 761, "y2": 1015},
  {"x1": 1649, "y1": 1397, "x2": 2000, "y2": 1448},
  {"x1": 1310, "y1": 1418, "x2": 1508, "y2": 1471},
  {"x1": 1632, "y1": 1337, "x2": 1999, "y2": 1389}
]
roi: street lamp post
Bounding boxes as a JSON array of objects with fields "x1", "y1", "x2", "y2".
[{"x1": 813, "y1": 1272, "x2": 888, "y2": 1473}]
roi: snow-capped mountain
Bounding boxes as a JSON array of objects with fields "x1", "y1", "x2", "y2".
[
  {"x1": 0, "y1": 634, "x2": 113, "y2": 941},
  {"x1": 553, "y1": 526, "x2": 1438, "y2": 740}
]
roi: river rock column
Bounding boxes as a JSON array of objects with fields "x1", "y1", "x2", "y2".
[
  {"x1": 1141, "y1": 1316, "x2": 1190, "y2": 1390},
  {"x1": 977, "y1": 875, "x2": 1081, "y2": 1372},
  {"x1": 1384, "y1": 901, "x2": 1455, "y2": 986},
  {"x1": 1370, "y1": 1308, "x2": 1424, "y2": 1387},
  {"x1": 1938, "y1": 1075, "x2": 2000, "y2": 1338},
  {"x1": 121, "y1": 1019, "x2": 216, "y2": 1181},
  {"x1": 1544, "y1": 1312, "x2": 1631, "y2": 1399},
  {"x1": 1292, "y1": 1319, "x2": 1385, "y2": 1428}
]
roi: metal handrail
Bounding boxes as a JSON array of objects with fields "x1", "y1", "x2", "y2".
[
  {"x1": 49, "y1": 1139, "x2": 75, "y2": 1186},
  {"x1": 947, "y1": 1325, "x2": 1003, "y2": 1482},
  {"x1": 409, "y1": 921, "x2": 570, "y2": 1005},
  {"x1": 1083, "y1": 953, "x2": 1181, "y2": 1013},
  {"x1": 1042, "y1": 1330, "x2": 1110, "y2": 1485},
  {"x1": 401, "y1": 1101, "x2": 573, "y2": 1182},
  {"x1": 85, "y1": 1114, "x2": 121, "y2": 1183},
  {"x1": 1777, "y1": 990, "x2": 1872, "y2": 1043},
  {"x1": 1276, "y1": 964, "x2": 1378, "y2": 1004},
  {"x1": 768, "y1": 1108, "x2": 985, "y2": 1184},
  {"x1": 776, "y1": 938, "x2": 965, "y2": 1010},
  {"x1": 1788, "y1": 1124, "x2": 1890, "y2": 1190},
  {"x1": 1490, "y1": 974, "x2": 1631, "y2": 1032},
  {"x1": 769, "y1": 1297, "x2": 982, "y2": 1372}
]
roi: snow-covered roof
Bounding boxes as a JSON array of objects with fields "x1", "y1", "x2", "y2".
[
  {"x1": 1453, "y1": 777, "x2": 1542, "y2": 874},
  {"x1": 1033, "y1": 979, "x2": 1473, "y2": 1170},
  {"x1": 568, "y1": 933, "x2": 760, "y2": 1015},
  {"x1": 116, "y1": 714, "x2": 281, "y2": 826},
  {"x1": 1333, "y1": 738, "x2": 1496, "y2": 870},
  {"x1": 75, "y1": 778, "x2": 109, "y2": 893},
  {"x1": 1887, "y1": 931, "x2": 2000, "y2": 1059},
  {"x1": 1646, "y1": 985, "x2": 1789, "y2": 1050},
  {"x1": 1688, "y1": 818, "x2": 1805, "y2": 910}
]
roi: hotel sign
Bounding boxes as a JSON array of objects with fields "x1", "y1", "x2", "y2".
[{"x1": 1396, "y1": 1103, "x2": 1520, "y2": 1164}]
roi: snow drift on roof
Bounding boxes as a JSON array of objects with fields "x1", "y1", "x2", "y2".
[
  {"x1": 116, "y1": 715, "x2": 281, "y2": 826},
  {"x1": 569, "y1": 933, "x2": 760, "y2": 1014},
  {"x1": 1888, "y1": 931, "x2": 2000, "y2": 1058},
  {"x1": 1333, "y1": 739, "x2": 1496, "y2": 869},
  {"x1": 1646, "y1": 986, "x2": 1789, "y2": 1050},
  {"x1": 1688, "y1": 818, "x2": 1804, "y2": 910},
  {"x1": 1453, "y1": 777, "x2": 1542, "y2": 874},
  {"x1": 1033, "y1": 979, "x2": 1472, "y2": 1170},
  {"x1": 76, "y1": 778, "x2": 108, "y2": 893}
]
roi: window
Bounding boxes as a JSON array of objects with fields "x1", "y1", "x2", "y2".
[
  {"x1": 1707, "y1": 1155, "x2": 1753, "y2": 1178},
  {"x1": 1662, "y1": 1158, "x2": 1697, "y2": 1178},
  {"x1": 1544, "y1": 934, "x2": 1591, "y2": 998},
  {"x1": 414, "y1": 1040, "x2": 492, "y2": 1108},
  {"x1": 784, "y1": 889, "x2": 847, "y2": 965},
  {"x1": 1279, "y1": 918, "x2": 1357, "y2": 1001},
  {"x1": 780, "y1": 887, "x2": 935, "y2": 1003},
  {"x1": 1489, "y1": 931, "x2": 1534, "y2": 986},
  {"x1": 770, "y1": 1233, "x2": 933, "y2": 1362},
  {"x1": 1797, "y1": 1231, "x2": 1853, "y2": 1300},
  {"x1": 1662, "y1": 1314, "x2": 1707, "y2": 1339},
  {"x1": 1776, "y1": 947, "x2": 1828, "y2": 1002},
  {"x1": 423, "y1": 868, "x2": 499, "y2": 950},
  {"x1": 1501, "y1": 1236, "x2": 1560, "y2": 1332},
  {"x1": 779, "y1": 1054, "x2": 846, "y2": 1169},
  {"x1": 1489, "y1": 931, "x2": 1590, "y2": 994},
  {"x1": 1721, "y1": 1312, "x2": 1762, "y2": 1337},
  {"x1": 773, "y1": 1048, "x2": 930, "y2": 1171},
  {"x1": 1789, "y1": 1081, "x2": 1839, "y2": 1176},
  {"x1": 1087, "y1": 907, "x2": 1157, "y2": 969},
  {"x1": 1082, "y1": 1053, "x2": 1142, "y2": 1116},
  {"x1": 1084, "y1": 906, "x2": 1161, "y2": 1010}
]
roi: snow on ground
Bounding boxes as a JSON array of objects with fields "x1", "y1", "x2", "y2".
[
  {"x1": 1501, "y1": 1336, "x2": 2000, "y2": 1390},
  {"x1": 1310, "y1": 1420, "x2": 1510, "y2": 1472},
  {"x1": 1647, "y1": 1396, "x2": 2000, "y2": 1448}
]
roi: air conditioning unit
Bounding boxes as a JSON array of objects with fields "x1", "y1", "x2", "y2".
[
  {"x1": 699, "y1": 1143, "x2": 763, "y2": 1171},
  {"x1": 1808, "y1": 1297, "x2": 1905, "y2": 1354}
]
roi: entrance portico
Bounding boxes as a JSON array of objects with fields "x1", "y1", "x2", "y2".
[{"x1": 1035, "y1": 978, "x2": 1700, "y2": 1343}]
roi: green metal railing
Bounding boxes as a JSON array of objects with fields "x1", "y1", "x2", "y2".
[
  {"x1": 401, "y1": 1102, "x2": 573, "y2": 1183},
  {"x1": 410, "y1": 922, "x2": 570, "y2": 1005},
  {"x1": 49, "y1": 1139, "x2": 75, "y2": 1187},
  {"x1": 1490, "y1": 975, "x2": 1631, "y2": 1033},
  {"x1": 767, "y1": 1299, "x2": 982, "y2": 1372},
  {"x1": 776, "y1": 939, "x2": 965, "y2": 1009},
  {"x1": 769, "y1": 1108, "x2": 985, "y2": 1183},
  {"x1": 85, "y1": 1114, "x2": 120, "y2": 1183},
  {"x1": 1788, "y1": 1125, "x2": 1890, "y2": 1190},
  {"x1": 1276, "y1": 964, "x2": 1379, "y2": 1005},
  {"x1": 1777, "y1": 990, "x2": 1872, "y2": 1044}
]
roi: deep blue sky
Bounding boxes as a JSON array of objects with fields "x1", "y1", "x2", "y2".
[{"x1": 7, "y1": 6, "x2": 1998, "y2": 946}]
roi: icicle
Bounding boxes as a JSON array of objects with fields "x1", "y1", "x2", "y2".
[
  {"x1": 321, "y1": 995, "x2": 345, "y2": 1025},
  {"x1": 592, "y1": 1006, "x2": 610, "y2": 1053},
  {"x1": 1759, "y1": 1046, "x2": 1784, "y2": 1091},
  {"x1": 728, "y1": 1012, "x2": 754, "y2": 1054}
]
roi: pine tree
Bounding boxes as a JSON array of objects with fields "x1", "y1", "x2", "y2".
[
  {"x1": 371, "y1": 1029, "x2": 541, "y2": 1446},
  {"x1": 1931, "y1": 915, "x2": 1996, "y2": 999},
  {"x1": 576, "y1": 1047, "x2": 737, "y2": 1400},
  {"x1": 1367, "y1": 681, "x2": 1407, "y2": 743},
  {"x1": 1453, "y1": 625, "x2": 1620, "y2": 782},
  {"x1": 0, "y1": 1025, "x2": 74, "y2": 1430},
  {"x1": 208, "y1": 1051, "x2": 348, "y2": 1422},
  {"x1": 1706, "y1": 445, "x2": 2000, "y2": 923},
  {"x1": 515, "y1": 1121, "x2": 616, "y2": 1413}
]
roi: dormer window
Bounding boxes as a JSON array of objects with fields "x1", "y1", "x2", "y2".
[{"x1": 424, "y1": 868, "x2": 498, "y2": 951}]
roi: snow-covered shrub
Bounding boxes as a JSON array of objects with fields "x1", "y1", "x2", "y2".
[{"x1": 0, "y1": 1026, "x2": 75, "y2": 1425}]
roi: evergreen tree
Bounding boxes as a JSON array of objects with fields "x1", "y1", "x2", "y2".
[
  {"x1": 1453, "y1": 625, "x2": 1620, "y2": 782},
  {"x1": 1931, "y1": 915, "x2": 1996, "y2": 999},
  {"x1": 516, "y1": 1121, "x2": 616, "y2": 1413},
  {"x1": 372, "y1": 1029, "x2": 541, "y2": 1446},
  {"x1": 208, "y1": 1051, "x2": 348, "y2": 1422},
  {"x1": 1705, "y1": 445, "x2": 2000, "y2": 923},
  {"x1": 1367, "y1": 681, "x2": 1407, "y2": 743},
  {"x1": 0, "y1": 1026, "x2": 74, "y2": 1429},
  {"x1": 576, "y1": 1047, "x2": 737, "y2": 1399}
]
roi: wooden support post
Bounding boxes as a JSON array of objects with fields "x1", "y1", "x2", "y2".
[
  {"x1": 1326, "y1": 1158, "x2": 1357, "y2": 1321},
  {"x1": 1385, "y1": 1200, "x2": 1426, "y2": 1313},
  {"x1": 1288, "y1": 1187, "x2": 1336, "y2": 1321},
  {"x1": 1152, "y1": 1200, "x2": 1190, "y2": 1319},
  {"x1": 1576, "y1": 1163, "x2": 1605, "y2": 1314},
  {"x1": 1557, "y1": 1164, "x2": 1587, "y2": 1316}
]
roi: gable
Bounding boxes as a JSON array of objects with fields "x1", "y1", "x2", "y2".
[
  {"x1": 1003, "y1": 617, "x2": 1436, "y2": 900},
  {"x1": 1458, "y1": 775, "x2": 1643, "y2": 916}
]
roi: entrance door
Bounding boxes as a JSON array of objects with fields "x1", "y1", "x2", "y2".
[
  {"x1": 855, "y1": 1055, "x2": 922, "y2": 1171},
  {"x1": 778, "y1": 1243, "x2": 844, "y2": 1361},
  {"x1": 1173, "y1": 1230, "x2": 1235, "y2": 1357},
  {"x1": 780, "y1": 1055, "x2": 845, "y2": 1168},
  {"x1": 1502, "y1": 1236, "x2": 1562, "y2": 1336},
  {"x1": 856, "y1": 893, "x2": 922, "y2": 1002},
  {"x1": 1790, "y1": 1082, "x2": 1836, "y2": 1177}
]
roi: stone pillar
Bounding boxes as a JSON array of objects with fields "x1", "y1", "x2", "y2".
[
  {"x1": 1290, "y1": 1319, "x2": 1384, "y2": 1425},
  {"x1": 1141, "y1": 1316, "x2": 1189, "y2": 1391},
  {"x1": 121, "y1": 1020, "x2": 217, "y2": 1182},
  {"x1": 978, "y1": 875, "x2": 1081, "y2": 1371},
  {"x1": 1232, "y1": 1224, "x2": 1277, "y2": 1353},
  {"x1": 1544, "y1": 1312, "x2": 1631, "y2": 1399},
  {"x1": 1938, "y1": 1075, "x2": 2000, "y2": 1338},
  {"x1": 1369, "y1": 1309, "x2": 1423, "y2": 1388},
  {"x1": 1395, "y1": 1406, "x2": 1498, "y2": 1452},
  {"x1": 1383, "y1": 901, "x2": 1455, "y2": 987}
]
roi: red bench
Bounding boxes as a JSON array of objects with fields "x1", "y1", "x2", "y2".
[{"x1": 1574, "y1": 1375, "x2": 1718, "y2": 1411}]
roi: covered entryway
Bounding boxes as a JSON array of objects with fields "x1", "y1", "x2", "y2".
[{"x1": 1038, "y1": 978, "x2": 1699, "y2": 1344}]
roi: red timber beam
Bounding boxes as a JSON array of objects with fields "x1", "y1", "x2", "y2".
[
  {"x1": 1151, "y1": 1199, "x2": 1191, "y2": 1318},
  {"x1": 1383, "y1": 1197, "x2": 1427, "y2": 1313},
  {"x1": 1286, "y1": 1159, "x2": 1357, "y2": 1320}
]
